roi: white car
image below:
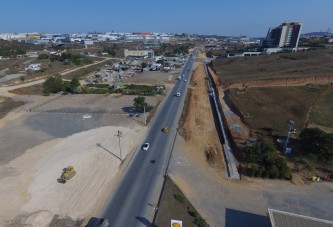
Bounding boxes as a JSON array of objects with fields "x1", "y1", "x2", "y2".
[
  {"x1": 184, "y1": 79, "x2": 187, "y2": 82},
  {"x1": 176, "y1": 92, "x2": 181, "y2": 97},
  {"x1": 142, "y1": 143, "x2": 150, "y2": 151}
]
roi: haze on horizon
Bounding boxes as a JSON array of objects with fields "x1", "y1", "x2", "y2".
[{"x1": 1, "y1": 0, "x2": 333, "y2": 37}]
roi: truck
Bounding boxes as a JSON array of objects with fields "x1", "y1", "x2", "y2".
[{"x1": 57, "y1": 166, "x2": 76, "y2": 183}]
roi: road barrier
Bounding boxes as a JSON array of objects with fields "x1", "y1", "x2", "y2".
[{"x1": 204, "y1": 64, "x2": 240, "y2": 180}]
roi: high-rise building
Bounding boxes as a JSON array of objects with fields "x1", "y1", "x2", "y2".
[{"x1": 262, "y1": 22, "x2": 303, "y2": 48}]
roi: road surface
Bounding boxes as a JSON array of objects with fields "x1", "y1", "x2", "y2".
[{"x1": 101, "y1": 51, "x2": 197, "y2": 226}]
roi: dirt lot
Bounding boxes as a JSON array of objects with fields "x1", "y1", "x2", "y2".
[
  {"x1": 0, "y1": 94, "x2": 158, "y2": 226},
  {"x1": 179, "y1": 61, "x2": 224, "y2": 168},
  {"x1": 125, "y1": 70, "x2": 181, "y2": 85},
  {"x1": 212, "y1": 49, "x2": 333, "y2": 87}
]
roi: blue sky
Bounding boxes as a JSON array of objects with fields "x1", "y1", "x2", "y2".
[{"x1": 0, "y1": 0, "x2": 332, "y2": 37}]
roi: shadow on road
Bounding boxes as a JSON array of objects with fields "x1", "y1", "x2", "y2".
[
  {"x1": 136, "y1": 216, "x2": 155, "y2": 227},
  {"x1": 225, "y1": 208, "x2": 269, "y2": 227}
]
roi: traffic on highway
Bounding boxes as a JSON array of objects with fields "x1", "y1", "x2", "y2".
[{"x1": 100, "y1": 50, "x2": 197, "y2": 227}]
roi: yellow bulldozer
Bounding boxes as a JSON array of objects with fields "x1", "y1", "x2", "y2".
[{"x1": 57, "y1": 166, "x2": 76, "y2": 184}]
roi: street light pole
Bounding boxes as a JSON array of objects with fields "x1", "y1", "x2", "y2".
[
  {"x1": 144, "y1": 106, "x2": 147, "y2": 126},
  {"x1": 116, "y1": 130, "x2": 123, "y2": 162},
  {"x1": 283, "y1": 120, "x2": 296, "y2": 154}
]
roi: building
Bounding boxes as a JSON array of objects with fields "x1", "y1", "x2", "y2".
[
  {"x1": 268, "y1": 209, "x2": 333, "y2": 227},
  {"x1": 25, "y1": 64, "x2": 41, "y2": 71},
  {"x1": 263, "y1": 22, "x2": 303, "y2": 49},
  {"x1": 124, "y1": 49, "x2": 154, "y2": 59}
]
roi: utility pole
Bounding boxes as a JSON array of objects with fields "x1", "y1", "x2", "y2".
[
  {"x1": 283, "y1": 120, "x2": 296, "y2": 154},
  {"x1": 116, "y1": 130, "x2": 123, "y2": 162},
  {"x1": 144, "y1": 106, "x2": 147, "y2": 126}
]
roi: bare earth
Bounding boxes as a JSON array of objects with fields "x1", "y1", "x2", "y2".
[{"x1": 0, "y1": 93, "x2": 155, "y2": 227}]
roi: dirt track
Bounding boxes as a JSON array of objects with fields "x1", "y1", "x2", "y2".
[{"x1": 179, "y1": 55, "x2": 224, "y2": 169}]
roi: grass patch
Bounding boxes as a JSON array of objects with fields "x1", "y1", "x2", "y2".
[
  {"x1": 0, "y1": 96, "x2": 24, "y2": 119},
  {"x1": 123, "y1": 84, "x2": 157, "y2": 96},
  {"x1": 229, "y1": 86, "x2": 326, "y2": 135},
  {"x1": 309, "y1": 86, "x2": 333, "y2": 128},
  {"x1": 154, "y1": 177, "x2": 208, "y2": 227},
  {"x1": 9, "y1": 84, "x2": 44, "y2": 95}
]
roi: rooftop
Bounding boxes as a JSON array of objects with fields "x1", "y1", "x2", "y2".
[{"x1": 268, "y1": 209, "x2": 333, "y2": 227}]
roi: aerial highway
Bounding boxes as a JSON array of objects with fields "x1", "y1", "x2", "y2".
[{"x1": 101, "y1": 50, "x2": 197, "y2": 226}]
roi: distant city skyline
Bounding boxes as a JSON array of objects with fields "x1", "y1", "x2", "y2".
[{"x1": 1, "y1": 0, "x2": 333, "y2": 37}]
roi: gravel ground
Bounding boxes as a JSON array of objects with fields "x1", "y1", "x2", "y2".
[
  {"x1": 126, "y1": 70, "x2": 181, "y2": 84},
  {"x1": 0, "y1": 93, "x2": 157, "y2": 226},
  {"x1": 0, "y1": 94, "x2": 157, "y2": 165}
]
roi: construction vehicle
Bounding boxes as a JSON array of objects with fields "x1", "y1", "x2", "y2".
[
  {"x1": 162, "y1": 127, "x2": 169, "y2": 133},
  {"x1": 57, "y1": 166, "x2": 76, "y2": 183}
]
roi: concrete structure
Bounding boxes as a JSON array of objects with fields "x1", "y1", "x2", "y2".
[
  {"x1": 268, "y1": 209, "x2": 333, "y2": 227},
  {"x1": 124, "y1": 49, "x2": 154, "y2": 59},
  {"x1": 263, "y1": 22, "x2": 303, "y2": 49}
]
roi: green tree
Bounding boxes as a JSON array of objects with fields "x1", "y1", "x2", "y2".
[
  {"x1": 70, "y1": 77, "x2": 80, "y2": 92},
  {"x1": 246, "y1": 141, "x2": 275, "y2": 163},
  {"x1": 300, "y1": 128, "x2": 333, "y2": 162},
  {"x1": 133, "y1": 96, "x2": 152, "y2": 112},
  {"x1": 43, "y1": 76, "x2": 63, "y2": 94},
  {"x1": 37, "y1": 53, "x2": 49, "y2": 59},
  {"x1": 112, "y1": 43, "x2": 119, "y2": 50},
  {"x1": 141, "y1": 62, "x2": 147, "y2": 72},
  {"x1": 63, "y1": 81, "x2": 72, "y2": 92}
]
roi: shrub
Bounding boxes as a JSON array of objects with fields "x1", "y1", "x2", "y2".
[
  {"x1": 249, "y1": 163, "x2": 259, "y2": 177},
  {"x1": 187, "y1": 206, "x2": 197, "y2": 217},
  {"x1": 262, "y1": 169, "x2": 270, "y2": 178},
  {"x1": 194, "y1": 216, "x2": 208, "y2": 227},
  {"x1": 257, "y1": 166, "x2": 265, "y2": 177},
  {"x1": 269, "y1": 165, "x2": 280, "y2": 179},
  {"x1": 38, "y1": 53, "x2": 49, "y2": 59},
  {"x1": 174, "y1": 193, "x2": 185, "y2": 203},
  {"x1": 305, "y1": 163, "x2": 315, "y2": 172}
]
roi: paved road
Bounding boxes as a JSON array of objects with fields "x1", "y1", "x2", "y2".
[{"x1": 101, "y1": 51, "x2": 197, "y2": 226}]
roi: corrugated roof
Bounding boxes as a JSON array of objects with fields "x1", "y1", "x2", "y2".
[{"x1": 268, "y1": 209, "x2": 333, "y2": 227}]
